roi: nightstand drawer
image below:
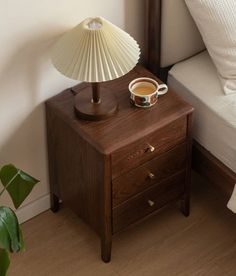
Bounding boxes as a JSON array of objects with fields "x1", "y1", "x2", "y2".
[
  {"x1": 112, "y1": 143, "x2": 187, "y2": 207},
  {"x1": 112, "y1": 172, "x2": 185, "y2": 233},
  {"x1": 111, "y1": 117, "x2": 187, "y2": 179}
]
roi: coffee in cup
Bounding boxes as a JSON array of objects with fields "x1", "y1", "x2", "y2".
[{"x1": 129, "y1": 77, "x2": 168, "y2": 108}]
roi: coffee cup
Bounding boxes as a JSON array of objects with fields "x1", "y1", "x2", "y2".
[{"x1": 129, "y1": 77, "x2": 168, "y2": 108}]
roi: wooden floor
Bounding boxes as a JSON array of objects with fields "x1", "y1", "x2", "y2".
[{"x1": 10, "y1": 172, "x2": 236, "y2": 276}]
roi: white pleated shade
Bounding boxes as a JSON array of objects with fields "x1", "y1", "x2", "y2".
[{"x1": 51, "y1": 17, "x2": 140, "y2": 82}]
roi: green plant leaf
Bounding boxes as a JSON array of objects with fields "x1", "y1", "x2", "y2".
[
  {"x1": 0, "y1": 164, "x2": 39, "y2": 209},
  {"x1": 0, "y1": 207, "x2": 23, "y2": 253},
  {"x1": 0, "y1": 248, "x2": 10, "y2": 276},
  {"x1": 19, "y1": 227, "x2": 25, "y2": 252},
  {"x1": 0, "y1": 214, "x2": 11, "y2": 251}
]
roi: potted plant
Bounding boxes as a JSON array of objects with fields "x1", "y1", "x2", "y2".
[{"x1": 0, "y1": 164, "x2": 39, "y2": 276}]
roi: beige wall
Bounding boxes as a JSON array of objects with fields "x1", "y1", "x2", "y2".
[{"x1": 0, "y1": 0, "x2": 145, "y2": 222}]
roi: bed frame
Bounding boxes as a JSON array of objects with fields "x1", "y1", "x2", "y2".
[{"x1": 145, "y1": 0, "x2": 236, "y2": 199}]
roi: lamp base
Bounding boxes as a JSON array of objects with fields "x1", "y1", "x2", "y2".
[{"x1": 74, "y1": 87, "x2": 118, "y2": 121}]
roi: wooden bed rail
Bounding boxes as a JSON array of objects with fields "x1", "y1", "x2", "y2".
[{"x1": 145, "y1": 0, "x2": 161, "y2": 76}]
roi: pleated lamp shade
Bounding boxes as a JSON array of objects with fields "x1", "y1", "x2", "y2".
[{"x1": 51, "y1": 17, "x2": 140, "y2": 82}]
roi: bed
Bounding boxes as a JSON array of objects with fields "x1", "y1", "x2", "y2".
[{"x1": 145, "y1": 0, "x2": 236, "y2": 211}]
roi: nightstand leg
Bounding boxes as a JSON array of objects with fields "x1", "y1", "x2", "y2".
[
  {"x1": 101, "y1": 237, "x2": 112, "y2": 263},
  {"x1": 180, "y1": 194, "x2": 190, "y2": 217},
  {"x1": 51, "y1": 193, "x2": 60, "y2": 213}
]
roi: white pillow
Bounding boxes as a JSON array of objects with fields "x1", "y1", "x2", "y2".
[{"x1": 185, "y1": 0, "x2": 236, "y2": 95}]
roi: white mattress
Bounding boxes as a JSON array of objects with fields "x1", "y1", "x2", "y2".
[{"x1": 168, "y1": 51, "x2": 236, "y2": 173}]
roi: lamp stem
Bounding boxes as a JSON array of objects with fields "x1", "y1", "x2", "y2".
[{"x1": 92, "y1": 83, "x2": 100, "y2": 104}]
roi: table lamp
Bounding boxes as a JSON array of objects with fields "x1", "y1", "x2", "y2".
[{"x1": 51, "y1": 17, "x2": 140, "y2": 121}]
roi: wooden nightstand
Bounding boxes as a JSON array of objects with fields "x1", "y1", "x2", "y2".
[{"x1": 46, "y1": 65, "x2": 193, "y2": 262}]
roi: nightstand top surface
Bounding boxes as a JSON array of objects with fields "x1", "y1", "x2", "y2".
[{"x1": 46, "y1": 65, "x2": 193, "y2": 154}]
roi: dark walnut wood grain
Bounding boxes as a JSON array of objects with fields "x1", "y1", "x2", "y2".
[
  {"x1": 113, "y1": 171, "x2": 186, "y2": 233},
  {"x1": 145, "y1": 0, "x2": 162, "y2": 75},
  {"x1": 47, "y1": 66, "x2": 192, "y2": 155},
  {"x1": 112, "y1": 117, "x2": 186, "y2": 178},
  {"x1": 193, "y1": 141, "x2": 236, "y2": 199},
  {"x1": 74, "y1": 85, "x2": 118, "y2": 121},
  {"x1": 46, "y1": 106, "x2": 111, "y2": 236},
  {"x1": 46, "y1": 65, "x2": 193, "y2": 262},
  {"x1": 112, "y1": 143, "x2": 187, "y2": 207}
]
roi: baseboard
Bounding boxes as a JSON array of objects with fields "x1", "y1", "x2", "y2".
[{"x1": 16, "y1": 194, "x2": 50, "y2": 224}]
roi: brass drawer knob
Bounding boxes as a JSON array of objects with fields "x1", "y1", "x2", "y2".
[
  {"x1": 147, "y1": 144, "x2": 155, "y2": 152},
  {"x1": 148, "y1": 172, "x2": 155, "y2": 179},
  {"x1": 148, "y1": 199, "x2": 155, "y2": 207}
]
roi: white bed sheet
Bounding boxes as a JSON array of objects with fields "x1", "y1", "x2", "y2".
[
  {"x1": 168, "y1": 51, "x2": 236, "y2": 211},
  {"x1": 168, "y1": 51, "x2": 236, "y2": 173}
]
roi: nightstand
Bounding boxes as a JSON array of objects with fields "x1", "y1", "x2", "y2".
[{"x1": 46, "y1": 65, "x2": 193, "y2": 262}]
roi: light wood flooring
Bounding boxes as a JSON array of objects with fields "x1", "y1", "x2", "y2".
[{"x1": 10, "y1": 172, "x2": 236, "y2": 276}]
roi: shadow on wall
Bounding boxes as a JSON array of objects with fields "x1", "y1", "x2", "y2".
[
  {"x1": 124, "y1": 0, "x2": 146, "y2": 63},
  {"x1": 0, "y1": 28, "x2": 68, "y2": 107},
  {"x1": 0, "y1": 27, "x2": 70, "y2": 206},
  {"x1": 0, "y1": 105, "x2": 49, "y2": 207},
  {"x1": 0, "y1": 27, "x2": 67, "y2": 150},
  {"x1": 0, "y1": 104, "x2": 46, "y2": 169}
]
